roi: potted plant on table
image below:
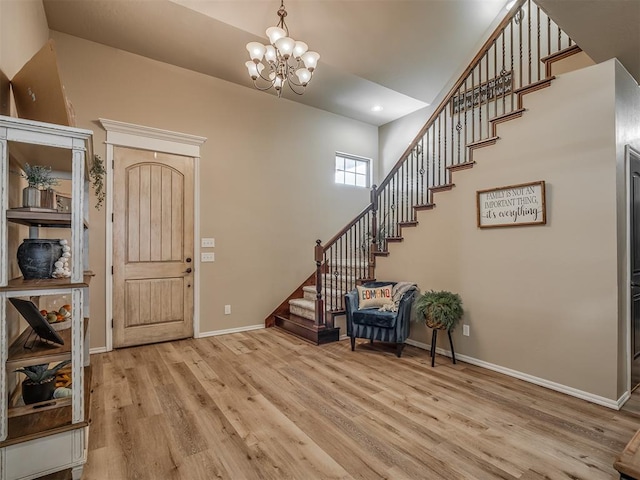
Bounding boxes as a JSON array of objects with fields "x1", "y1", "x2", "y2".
[
  {"x1": 415, "y1": 290, "x2": 463, "y2": 331},
  {"x1": 15, "y1": 360, "x2": 71, "y2": 404}
]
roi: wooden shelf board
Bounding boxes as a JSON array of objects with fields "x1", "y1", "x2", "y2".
[
  {"x1": 7, "y1": 318, "x2": 88, "y2": 369},
  {"x1": 6, "y1": 209, "x2": 88, "y2": 229},
  {"x1": 0, "y1": 365, "x2": 91, "y2": 448},
  {"x1": 8, "y1": 397, "x2": 72, "y2": 418},
  {"x1": 1, "y1": 275, "x2": 91, "y2": 292}
]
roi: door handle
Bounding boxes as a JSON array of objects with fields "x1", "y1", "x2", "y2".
[{"x1": 185, "y1": 268, "x2": 192, "y2": 274}]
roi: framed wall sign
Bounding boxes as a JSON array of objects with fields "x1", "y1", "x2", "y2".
[{"x1": 477, "y1": 181, "x2": 546, "y2": 228}]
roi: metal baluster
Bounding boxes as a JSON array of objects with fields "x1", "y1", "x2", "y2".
[
  {"x1": 437, "y1": 114, "x2": 442, "y2": 185},
  {"x1": 536, "y1": 4, "x2": 541, "y2": 81},
  {"x1": 527, "y1": 0, "x2": 531, "y2": 85},
  {"x1": 557, "y1": 23, "x2": 561, "y2": 51},
  {"x1": 471, "y1": 64, "x2": 475, "y2": 143},
  {"x1": 501, "y1": 29, "x2": 506, "y2": 114},
  {"x1": 431, "y1": 122, "x2": 436, "y2": 192},
  {"x1": 400, "y1": 160, "x2": 405, "y2": 224},
  {"x1": 510, "y1": 18, "x2": 515, "y2": 110},
  {"x1": 419, "y1": 137, "x2": 425, "y2": 204},
  {"x1": 547, "y1": 16, "x2": 551, "y2": 56},
  {"x1": 493, "y1": 40, "x2": 498, "y2": 120}
]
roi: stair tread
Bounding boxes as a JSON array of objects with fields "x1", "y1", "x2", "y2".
[
  {"x1": 467, "y1": 137, "x2": 499, "y2": 148},
  {"x1": 302, "y1": 285, "x2": 347, "y2": 296},
  {"x1": 289, "y1": 298, "x2": 315, "y2": 309}
]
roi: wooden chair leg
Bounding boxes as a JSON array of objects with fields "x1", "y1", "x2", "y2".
[
  {"x1": 448, "y1": 330, "x2": 456, "y2": 364},
  {"x1": 396, "y1": 343, "x2": 405, "y2": 358},
  {"x1": 431, "y1": 329, "x2": 438, "y2": 367},
  {"x1": 350, "y1": 336, "x2": 356, "y2": 351}
]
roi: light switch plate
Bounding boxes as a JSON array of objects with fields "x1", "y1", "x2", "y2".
[
  {"x1": 201, "y1": 238, "x2": 215, "y2": 248},
  {"x1": 201, "y1": 252, "x2": 215, "y2": 262},
  {"x1": 224, "y1": 305, "x2": 231, "y2": 315}
]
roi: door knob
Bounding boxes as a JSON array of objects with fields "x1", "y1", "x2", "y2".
[
  {"x1": 185, "y1": 268, "x2": 192, "y2": 274},
  {"x1": 186, "y1": 257, "x2": 192, "y2": 263}
]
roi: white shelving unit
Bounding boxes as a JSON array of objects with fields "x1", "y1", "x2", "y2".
[{"x1": 0, "y1": 115, "x2": 92, "y2": 480}]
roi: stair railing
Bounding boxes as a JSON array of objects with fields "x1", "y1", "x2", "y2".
[{"x1": 314, "y1": 0, "x2": 574, "y2": 326}]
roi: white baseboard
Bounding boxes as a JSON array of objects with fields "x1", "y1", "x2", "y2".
[
  {"x1": 197, "y1": 324, "x2": 264, "y2": 338},
  {"x1": 405, "y1": 339, "x2": 622, "y2": 410},
  {"x1": 89, "y1": 347, "x2": 108, "y2": 355}
]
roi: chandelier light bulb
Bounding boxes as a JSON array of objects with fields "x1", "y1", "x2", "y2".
[
  {"x1": 265, "y1": 45, "x2": 277, "y2": 63},
  {"x1": 275, "y1": 37, "x2": 295, "y2": 58},
  {"x1": 246, "y1": 42, "x2": 266, "y2": 62},
  {"x1": 301, "y1": 51, "x2": 320, "y2": 71},
  {"x1": 266, "y1": 26, "x2": 286, "y2": 45},
  {"x1": 245, "y1": 61, "x2": 264, "y2": 79},
  {"x1": 293, "y1": 41, "x2": 308, "y2": 59},
  {"x1": 295, "y1": 68, "x2": 312, "y2": 86}
]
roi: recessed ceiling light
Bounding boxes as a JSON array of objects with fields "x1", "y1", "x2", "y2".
[
  {"x1": 505, "y1": 0, "x2": 516, "y2": 10},
  {"x1": 371, "y1": 105, "x2": 384, "y2": 112}
]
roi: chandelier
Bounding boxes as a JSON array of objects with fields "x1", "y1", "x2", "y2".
[{"x1": 245, "y1": 0, "x2": 320, "y2": 97}]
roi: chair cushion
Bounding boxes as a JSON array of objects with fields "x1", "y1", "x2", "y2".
[
  {"x1": 356, "y1": 284, "x2": 394, "y2": 309},
  {"x1": 352, "y1": 309, "x2": 397, "y2": 328}
]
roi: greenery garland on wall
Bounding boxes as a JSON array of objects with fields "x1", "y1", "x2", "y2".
[{"x1": 90, "y1": 154, "x2": 106, "y2": 210}]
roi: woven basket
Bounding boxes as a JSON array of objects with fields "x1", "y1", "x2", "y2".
[{"x1": 425, "y1": 317, "x2": 448, "y2": 330}]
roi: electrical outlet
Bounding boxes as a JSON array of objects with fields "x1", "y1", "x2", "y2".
[
  {"x1": 463, "y1": 324, "x2": 470, "y2": 336},
  {"x1": 224, "y1": 305, "x2": 231, "y2": 315},
  {"x1": 201, "y1": 238, "x2": 215, "y2": 248},
  {"x1": 201, "y1": 252, "x2": 215, "y2": 262}
]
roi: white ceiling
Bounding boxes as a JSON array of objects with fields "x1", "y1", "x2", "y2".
[
  {"x1": 42, "y1": 0, "x2": 640, "y2": 127},
  {"x1": 42, "y1": 0, "x2": 509, "y2": 126}
]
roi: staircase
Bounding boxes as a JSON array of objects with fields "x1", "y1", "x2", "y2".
[{"x1": 267, "y1": 0, "x2": 592, "y2": 345}]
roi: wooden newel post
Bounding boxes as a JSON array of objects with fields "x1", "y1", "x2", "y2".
[
  {"x1": 314, "y1": 239, "x2": 324, "y2": 326},
  {"x1": 369, "y1": 185, "x2": 378, "y2": 278}
]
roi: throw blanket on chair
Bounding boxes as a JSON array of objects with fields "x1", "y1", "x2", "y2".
[{"x1": 378, "y1": 282, "x2": 418, "y2": 312}]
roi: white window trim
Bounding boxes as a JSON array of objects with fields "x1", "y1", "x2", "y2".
[{"x1": 335, "y1": 152, "x2": 371, "y2": 188}]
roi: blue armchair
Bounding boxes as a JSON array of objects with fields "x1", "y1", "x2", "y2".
[{"x1": 345, "y1": 281, "x2": 417, "y2": 357}]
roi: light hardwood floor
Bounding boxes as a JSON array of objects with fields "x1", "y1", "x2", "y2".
[{"x1": 82, "y1": 328, "x2": 640, "y2": 479}]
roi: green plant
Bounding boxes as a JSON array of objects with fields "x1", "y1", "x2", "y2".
[
  {"x1": 415, "y1": 290, "x2": 463, "y2": 331},
  {"x1": 15, "y1": 360, "x2": 71, "y2": 384},
  {"x1": 18, "y1": 163, "x2": 59, "y2": 189},
  {"x1": 90, "y1": 154, "x2": 106, "y2": 210}
]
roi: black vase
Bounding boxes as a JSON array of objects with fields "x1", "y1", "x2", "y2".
[
  {"x1": 22, "y1": 376, "x2": 56, "y2": 404},
  {"x1": 16, "y1": 239, "x2": 63, "y2": 280}
]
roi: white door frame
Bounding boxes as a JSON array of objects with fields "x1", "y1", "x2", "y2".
[{"x1": 99, "y1": 119, "x2": 206, "y2": 352}]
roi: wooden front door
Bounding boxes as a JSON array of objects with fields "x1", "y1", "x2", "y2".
[
  {"x1": 630, "y1": 148, "x2": 640, "y2": 390},
  {"x1": 113, "y1": 146, "x2": 194, "y2": 348}
]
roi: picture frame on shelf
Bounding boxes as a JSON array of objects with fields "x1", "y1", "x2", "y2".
[{"x1": 56, "y1": 192, "x2": 72, "y2": 213}]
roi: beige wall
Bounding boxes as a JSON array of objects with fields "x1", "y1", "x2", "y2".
[
  {"x1": 49, "y1": 32, "x2": 377, "y2": 348},
  {"x1": 0, "y1": 0, "x2": 48, "y2": 77},
  {"x1": 378, "y1": 105, "x2": 432, "y2": 179},
  {"x1": 377, "y1": 61, "x2": 626, "y2": 401},
  {"x1": 0, "y1": 0, "x2": 48, "y2": 114}
]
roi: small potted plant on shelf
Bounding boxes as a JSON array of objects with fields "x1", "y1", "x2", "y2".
[
  {"x1": 17, "y1": 163, "x2": 59, "y2": 209},
  {"x1": 415, "y1": 290, "x2": 463, "y2": 331},
  {"x1": 15, "y1": 360, "x2": 71, "y2": 405}
]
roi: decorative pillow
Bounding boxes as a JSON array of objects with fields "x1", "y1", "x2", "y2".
[{"x1": 357, "y1": 284, "x2": 394, "y2": 310}]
